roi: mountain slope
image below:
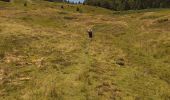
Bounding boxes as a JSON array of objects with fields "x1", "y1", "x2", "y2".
[{"x1": 0, "y1": 1, "x2": 170, "y2": 100}]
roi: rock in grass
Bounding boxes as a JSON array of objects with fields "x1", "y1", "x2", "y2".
[{"x1": 115, "y1": 58, "x2": 125, "y2": 66}]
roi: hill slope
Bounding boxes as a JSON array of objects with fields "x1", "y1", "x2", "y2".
[{"x1": 0, "y1": 1, "x2": 170, "y2": 100}]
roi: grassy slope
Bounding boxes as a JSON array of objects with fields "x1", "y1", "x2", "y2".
[{"x1": 0, "y1": 1, "x2": 170, "y2": 100}]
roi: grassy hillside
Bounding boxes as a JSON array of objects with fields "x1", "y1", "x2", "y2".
[{"x1": 0, "y1": 1, "x2": 170, "y2": 100}]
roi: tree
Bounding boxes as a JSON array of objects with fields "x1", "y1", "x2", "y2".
[{"x1": 84, "y1": 0, "x2": 170, "y2": 10}]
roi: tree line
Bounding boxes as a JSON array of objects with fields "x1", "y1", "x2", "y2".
[{"x1": 84, "y1": 0, "x2": 170, "y2": 10}]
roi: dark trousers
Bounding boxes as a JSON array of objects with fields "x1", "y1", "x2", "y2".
[{"x1": 88, "y1": 32, "x2": 93, "y2": 38}]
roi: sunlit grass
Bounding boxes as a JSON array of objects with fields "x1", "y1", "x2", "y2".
[{"x1": 0, "y1": 1, "x2": 170, "y2": 100}]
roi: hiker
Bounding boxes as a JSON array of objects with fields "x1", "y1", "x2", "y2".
[{"x1": 87, "y1": 28, "x2": 93, "y2": 38}]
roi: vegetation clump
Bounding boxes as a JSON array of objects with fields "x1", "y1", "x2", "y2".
[
  {"x1": 156, "y1": 18, "x2": 169, "y2": 23},
  {"x1": 61, "y1": 5, "x2": 64, "y2": 9}
]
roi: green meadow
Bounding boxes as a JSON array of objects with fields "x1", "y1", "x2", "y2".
[{"x1": 0, "y1": 0, "x2": 170, "y2": 100}]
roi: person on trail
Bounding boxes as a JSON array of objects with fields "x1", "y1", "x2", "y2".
[{"x1": 87, "y1": 28, "x2": 93, "y2": 39}]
